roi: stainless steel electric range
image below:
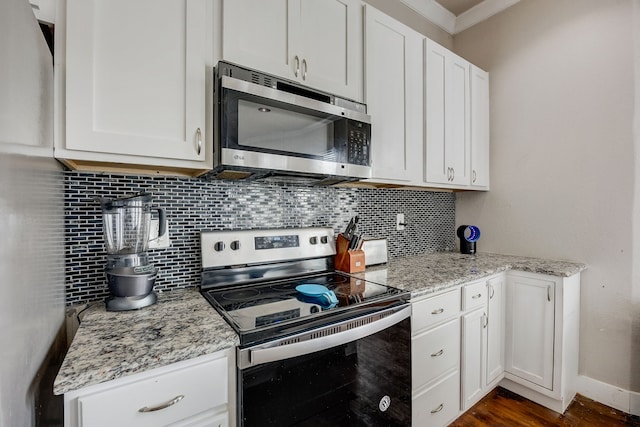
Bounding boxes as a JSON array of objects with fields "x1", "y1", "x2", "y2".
[{"x1": 200, "y1": 227, "x2": 411, "y2": 427}]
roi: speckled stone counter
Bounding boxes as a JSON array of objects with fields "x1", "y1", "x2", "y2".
[
  {"x1": 53, "y1": 288, "x2": 239, "y2": 395},
  {"x1": 354, "y1": 251, "x2": 586, "y2": 299}
]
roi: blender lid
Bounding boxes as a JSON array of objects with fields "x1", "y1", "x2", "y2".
[{"x1": 101, "y1": 192, "x2": 152, "y2": 209}]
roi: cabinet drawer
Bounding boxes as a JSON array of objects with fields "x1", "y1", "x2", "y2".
[
  {"x1": 77, "y1": 357, "x2": 228, "y2": 427},
  {"x1": 412, "y1": 288, "x2": 461, "y2": 332},
  {"x1": 412, "y1": 318, "x2": 460, "y2": 391},
  {"x1": 463, "y1": 280, "x2": 487, "y2": 311},
  {"x1": 412, "y1": 371, "x2": 460, "y2": 427}
]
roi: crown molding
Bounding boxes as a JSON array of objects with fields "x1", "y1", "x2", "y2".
[
  {"x1": 455, "y1": 0, "x2": 521, "y2": 33},
  {"x1": 399, "y1": 0, "x2": 456, "y2": 34},
  {"x1": 400, "y1": 0, "x2": 521, "y2": 35}
]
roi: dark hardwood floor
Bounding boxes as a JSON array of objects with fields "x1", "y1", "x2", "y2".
[{"x1": 449, "y1": 387, "x2": 640, "y2": 427}]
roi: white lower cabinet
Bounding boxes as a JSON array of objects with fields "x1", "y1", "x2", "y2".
[
  {"x1": 505, "y1": 273, "x2": 555, "y2": 389},
  {"x1": 485, "y1": 276, "x2": 505, "y2": 386},
  {"x1": 502, "y1": 271, "x2": 581, "y2": 413},
  {"x1": 64, "y1": 350, "x2": 234, "y2": 427},
  {"x1": 413, "y1": 371, "x2": 460, "y2": 427},
  {"x1": 411, "y1": 288, "x2": 461, "y2": 427},
  {"x1": 461, "y1": 306, "x2": 487, "y2": 410},
  {"x1": 460, "y1": 275, "x2": 504, "y2": 411}
]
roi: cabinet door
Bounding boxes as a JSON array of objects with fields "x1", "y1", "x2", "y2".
[
  {"x1": 505, "y1": 275, "x2": 555, "y2": 390},
  {"x1": 470, "y1": 65, "x2": 490, "y2": 189},
  {"x1": 461, "y1": 307, "x2": 486, "y2": 410},
  {"x1": 65, "y1": 0, "x2": 207, "y2": 161},
  {"x1": 446, "y1": 54, "x2": 470, "y2": 186},
  {"x1": 364, "y1": 6, "x2": 422, "y2": 183},
  {"x1": 222, "y1": 0, "x2": 362, "y2": 101},
  {"x1": 296, "y1": 0, "x2": 362, "y2": 101},
  {"x1": 486, "y1": 275, "x2": 504, "y2": 385},
  {"x1": 424, "y1": 39, "x2": 470, "y2": 187},
  {"x1": 221, "y1": 0, "x2": 291, "y2": 80}
]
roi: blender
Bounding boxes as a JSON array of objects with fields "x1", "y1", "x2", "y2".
[{"x1": 100, "y1": 193, "x2": 166, "y2": 311}]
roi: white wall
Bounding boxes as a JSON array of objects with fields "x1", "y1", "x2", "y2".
[
  {"x1": 454, "y1": 0, "x2": 638, "y2": 394},
  {"x1": 0, "y1": 0, "x2": 65, "y2": 425}
]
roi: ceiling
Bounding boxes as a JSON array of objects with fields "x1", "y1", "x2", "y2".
[{"x1": 399, "y1": 0, "x2": 521, "y2": 34}]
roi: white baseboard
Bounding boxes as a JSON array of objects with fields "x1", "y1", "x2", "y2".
[{"x1": 576, "y1": 375, "x2": 640, "y2": 416}]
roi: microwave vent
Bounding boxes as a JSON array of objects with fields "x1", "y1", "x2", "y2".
[{"x1": 250, "y1": 72, "x2": 273, "y2": 88}]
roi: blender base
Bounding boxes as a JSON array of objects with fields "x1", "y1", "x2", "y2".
[{"x1": 106, "y1": 292, "x2": 157, "y2": 311}]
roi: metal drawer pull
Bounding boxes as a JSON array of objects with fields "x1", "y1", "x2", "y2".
[
  {"x1": 489, "y1": 284, "x2": 495, "y2": 299},
  {"x1": 430, "y1": 349, "x2": 444, "y2": 357},
  {"x1": 138, "y1": 395, "x2": 184, "y2": 413},
  {"x1": 302, "y1": 58, "x2": 308, "y2": 80},
  {"x1": 472, "y1": 293, "x2": 482, "y2": 299},
  {"x1": 431, "y1": 308, "x2": 444, "y2": 315},
  {"x1": 431, "y1": 403, "x2": 444, "y2": 414},
  {"x1": 196, "y1": 128, "x2": 202, "y2": 155},
  {"x1": 547, "y1": 285, "x2": 551, "y2": 302}
]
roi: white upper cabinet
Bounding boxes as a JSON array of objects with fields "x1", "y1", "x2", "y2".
[
  {"x1": 424, "y1": 39, "x2": 471, "y2": 187},
  {"x1": 222, "y1": 0, "x2": 363, "y2": 101},
  {"x1": 58, "y1": 0, "x2": 212, "y2": 174},
  {"x1": 363, "y1": 5, "x2": 422, "y2": 183},
  {"x1": 470, "y1": 65, "x2": 490, "y2": 190}
]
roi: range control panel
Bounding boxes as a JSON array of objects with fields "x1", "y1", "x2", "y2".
[{"x1": 201, "y1": 228, "x2": 336, "y2": 269}]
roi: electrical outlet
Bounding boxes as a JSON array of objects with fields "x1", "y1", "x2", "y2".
[
  {"x1": 148, "y1": 219, "x2": 171, "y2": 249},
  {"x1": 396, "y1": 213, "x2": 405, "y2": 231}
]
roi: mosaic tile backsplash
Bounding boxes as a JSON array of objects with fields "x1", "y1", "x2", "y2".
[{"x1": 64, "y1": 172, "x2": 456, "y2": 305}]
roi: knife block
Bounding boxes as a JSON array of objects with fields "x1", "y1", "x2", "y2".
[{"x1": 335, "y1": 234, "x2": 365, "y2": 273}]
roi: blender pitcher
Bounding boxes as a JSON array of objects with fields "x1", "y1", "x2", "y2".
[{"x1": 101, "y1": 193, "x2": 166, "y2": 255}]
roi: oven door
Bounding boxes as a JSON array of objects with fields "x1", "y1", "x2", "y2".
[
  {"x1": 218, "y1": 75, "x2": 371, "y2": 178},
  {"x1": 237, "y1": 305, "x2": 411, "y2": 427}
]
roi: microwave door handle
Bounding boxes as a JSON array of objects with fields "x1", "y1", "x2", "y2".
[
  {"x1": 244, "y1": 306, "x2": 410, "y2": 368},
  {"x1": 220, "y1": 75, "x2": 371, "y2": 124}
]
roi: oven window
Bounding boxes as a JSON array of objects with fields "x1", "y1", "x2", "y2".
[
  {"x1": 238, "y1": 318, "x2": 411, "y2": 426},
  {"x1": 222, "y1": 88, "x2": 346, "y2": 162}
]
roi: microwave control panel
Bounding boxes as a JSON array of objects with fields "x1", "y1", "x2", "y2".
[{"x1": 346, "y1": 121, "x2": 371, "y2": 166}]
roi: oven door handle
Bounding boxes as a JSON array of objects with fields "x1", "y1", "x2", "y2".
[{"x1": 240, "y1": 305, "x2": 411, "y2": 369}]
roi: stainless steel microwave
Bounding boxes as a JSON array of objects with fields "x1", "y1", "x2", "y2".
[{"x1": 211, "y1": 61, "x2": 372, "y2": 185}]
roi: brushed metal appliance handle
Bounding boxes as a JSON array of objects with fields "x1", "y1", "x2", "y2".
[
  {"x1": 431, "y1": 308, "x2": 444, "y2": 315},
  {"x1": 220, "y1": 75, "x2": 371, "y2": 123},
  {"x1": 138, "y1": 395, "x2": 184, "y2": 413},
  {"x1": 196, "y1": 127, "x2": 202, "y2": 155},
  {"x1": 245, "y1": 306, "x2": 411, "y2": 368},
  {"x1": 431, "y1": 403, "x2": 444, "y2": 414}
]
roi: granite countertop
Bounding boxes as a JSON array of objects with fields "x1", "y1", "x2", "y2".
[
  {"x1": 353, "y1": 251, "x2": 586, "y2": 299},
  {"x1": 54, "y1": 251, "x2": 585, "y2": 396},
  {"x1": 53, "y1": 288, "x2": 239, "y2": 395}
]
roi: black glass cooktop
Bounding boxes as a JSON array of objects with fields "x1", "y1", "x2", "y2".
[{"x1": 201, "y1": 271, "x2": 409, "y2": 347}]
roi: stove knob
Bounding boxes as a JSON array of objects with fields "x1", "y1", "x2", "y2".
[
  {"x1": 309, "y1": 236, "x2": 318, "y2": 245},
  {"x1": 214, "y1": 241, "x2": 225, "y2": 252},
  {"x1": 320, "y1": 236, "x2": 328, "y2": 244},
  {"x1": 230, "y1": 240, "x2": 241, "y2": 251}
]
